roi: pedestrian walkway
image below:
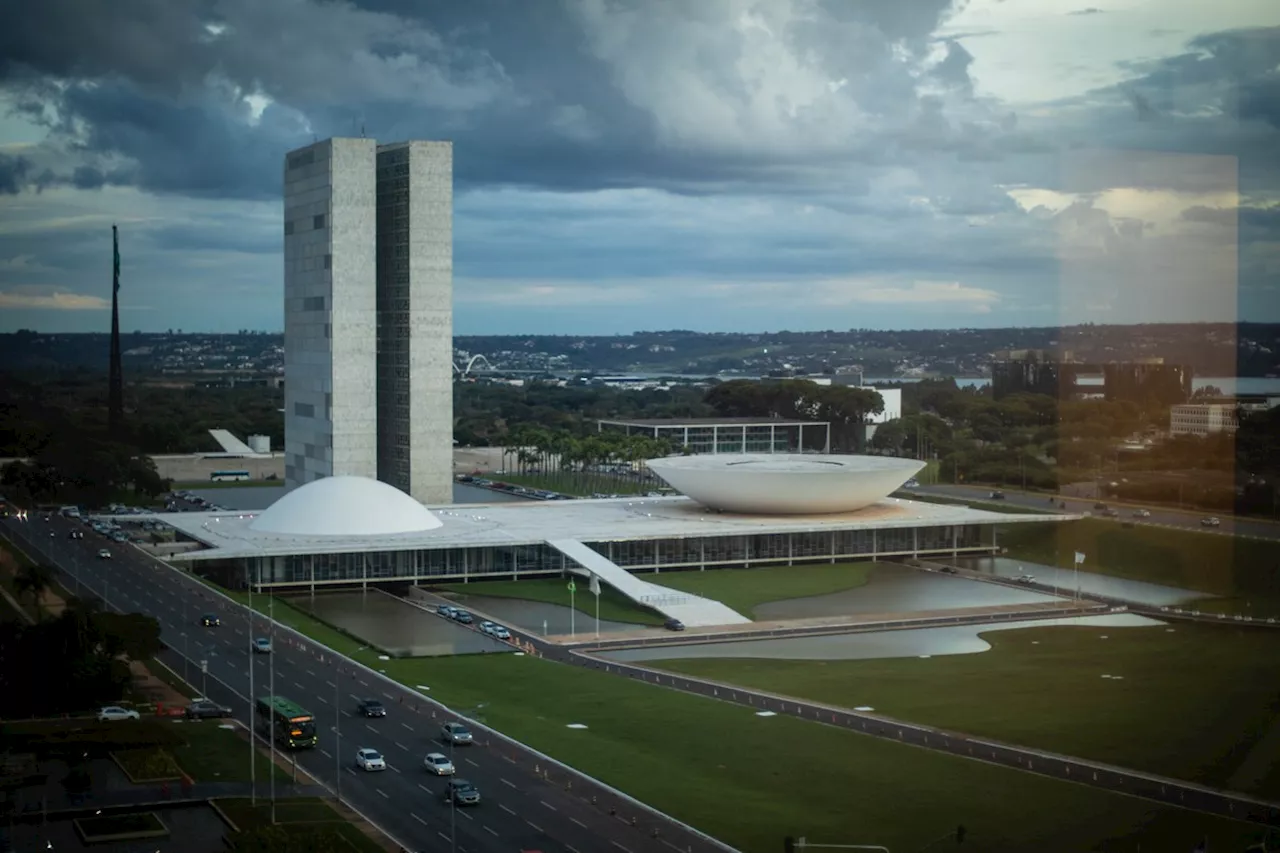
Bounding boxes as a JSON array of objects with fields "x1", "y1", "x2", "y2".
[{"x1": 547, "y1": 538, "x2": 750, "y2": 627}]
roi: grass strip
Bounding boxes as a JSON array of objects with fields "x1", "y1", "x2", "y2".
[{"x1": 649, "y1": 620, "x2": 1280, "y2": 801}]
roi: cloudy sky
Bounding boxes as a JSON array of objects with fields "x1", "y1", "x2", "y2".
[{"x1": 0, "y1": 0, "x2": 1277, "y2": 335}]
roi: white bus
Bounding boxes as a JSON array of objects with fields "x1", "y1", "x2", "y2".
[{"x1": 210, "y1": 470, "x2": 250, "y2": 482}]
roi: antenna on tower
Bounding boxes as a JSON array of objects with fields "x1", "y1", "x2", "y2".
[{"x1": 360, "y1": 123, "x2": 366, "y2": 138}]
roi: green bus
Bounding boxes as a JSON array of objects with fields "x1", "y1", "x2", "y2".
[{"x1": 254, "y1": 695, "x2": 318, "y2": 749}]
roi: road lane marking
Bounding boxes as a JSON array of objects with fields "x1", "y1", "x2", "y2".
[
  {"x1": 540, "y1": 800, "x2": 556, "y2": 811},
  {"x1": 305, "y1": 668, "x2": 316, "y2": 676},
  {"x1": 388, "y1": 764, "x2": 400, "y2": 773},
  {"x1": 382, "y1": 691, "x2": 394, "y2": 699},
  {"x1": 394, "y1": 741, "x2": 407, "y2": 750},
  {"x1": 376, "y1": 788, "x2": 389, "y2": 799},
  {"x1": 526, "y1": 821, "x2": 543, "y2": 833},
  {"x1": 412, "y1": 813, "x2": 426, "y2": 825},
  {"x1": 458, "y1": 809, "x2": 473, "y2": 821},
  {"x1": 500, "y1": 778, "x2": 516, "y2": 789},
  {"x1": 326, "y1": 680, "x2": 336, "y2": 687},
  {"x1": 611, "y1": 843, "x2": 632, "y2": 853},
  {"x1": 319, "y1": 749, "x2": 332, "y2": 758},
  {"x1": 401, "y1": 723, "x2": 413, "y2": 731},
  {"x1": 437, "y1": 832, "x2": 449, "y2": 843},
  {"x1": 418, "y1": 783, "x2": 432, "y2": 793},
  {"x1": 366, "y1": 724, "x2": 378, "y2": 733},
  {"x1": 484, "y1": 825, "x2": 499, "y2": 837},
  {"x1": 499, "y1": 804, "x2": 515, "y2": 816},
  {"x1": 464, "y1": 758, "x2": 478, "y2": 767},
  {"x1": 571, "y1": 817, "x2": 587, "y2": 828}
]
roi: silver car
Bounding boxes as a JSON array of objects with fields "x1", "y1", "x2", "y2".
[{"x1": 441, "y1": 722, "x2": 473, "y2": 745}]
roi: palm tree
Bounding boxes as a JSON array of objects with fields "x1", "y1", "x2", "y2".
[{"x1": 13, "y1": 563, "x2": 56, "y2": 617}]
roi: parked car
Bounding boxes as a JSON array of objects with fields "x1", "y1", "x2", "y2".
[
  {"x1": 185, "y1": 699, "x2": 232, "y2": 719},
  {"x1": 491, "y1": 625, "x2": 511, "y2": 641},
  {"x1": 663, "y1": 618, "x2": 686, "y2": 632},
  {"x1": 441, "y1": 722, "x2": 474, "y2": 745},
  {"x1": 252, "y1": 637, "x2": 272, "y2": 654},
  {"x1": 1201, "y1": 517, "x2": 1221, "y2": 527},
  {"x1": 200, "y1": 613, "x2": 221, "y2": 627},
  {"x1": 355, "y1": 748, "x2": 387, "y2": 772},
  {"x1": 442, "y1": 779, "x2": 481, "y2": 806},
  {"x1": 357, "y1": 699, "x2": 386, "y2": 718},
  {"x1": 423, "y1": 752, "x2": 455, "y2": 775},
  {"x1": 437, "y1": 604, "x2": 457, "y2": 618},
  {"x1": 479, "y1": 621, "x2": 496, "y2": 635},
  {"x1": 96, "y1": 549, "x2": 112, "y2": 560},
  {"x1": 97, "y1": 706, "x2": 140, "y2": 722},
  {"x1": 451, "y1": 610, "x2": 474, "y2": 625}
]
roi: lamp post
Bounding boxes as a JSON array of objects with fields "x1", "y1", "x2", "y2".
[{"x1": 269, "y1": 593, "x2": 277, "y2": 825}]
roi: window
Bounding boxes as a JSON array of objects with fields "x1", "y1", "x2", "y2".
[
  {"x1": 323, "y1": 254, "x2": 332, "y2": 270},
  {"x1": 294, "y1": 402, "x2": 315, "y2": 418},
  {"x1": 302, "y1": 296, "x2": 325, "y2": 312},
  {"x1": 314, "y1": 214, "x2": 326, "y2": 229}
]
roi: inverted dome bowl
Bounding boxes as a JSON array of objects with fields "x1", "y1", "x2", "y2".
[{"x1": 646, "y1": 454, "x2": 926, "y2": 515}]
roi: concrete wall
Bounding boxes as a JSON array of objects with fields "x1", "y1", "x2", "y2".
[
  {"x1": 283, "y1": 138, "x2": 378, "y2": 490},
  {"x1": 151, "y1": 455, "x2": 285, "y2": 482}
]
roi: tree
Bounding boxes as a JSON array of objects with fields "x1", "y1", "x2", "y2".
[{"x1": 12, "y1": 562, "x2": 56, "y2": 616}]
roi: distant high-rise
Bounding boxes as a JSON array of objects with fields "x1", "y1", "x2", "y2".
[{"x1": 282, "y1": 138, "x2": 453, "y2": 504}]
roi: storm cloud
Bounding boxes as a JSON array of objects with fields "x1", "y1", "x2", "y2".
[{"x1": 0, "y1": 0, "x2": 1277, "y2": 333}]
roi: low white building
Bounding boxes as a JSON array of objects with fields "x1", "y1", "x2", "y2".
[{"x1": 1169, "y1": 397, "x2": 1280, "y2": 437}]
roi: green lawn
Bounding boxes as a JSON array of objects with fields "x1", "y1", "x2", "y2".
[
  {"x1": 177, "y1": 578, "x2": 1273, "y2": 852},
  {"x1": 489, "y1": 471, "x2": 654, "y2": 497},
  {"x1": 651, "y1": 621, "x2": 1280, "y2": 801},
  {"x1": 999, "y1": 518, "x2": 1280, "y2": 615},
  {"x1": 430, "y1": 577, "x2": 666, "y2": 625},
  {"x1": 170, "y1": 720, "x2": 290, "y2": 783},
  {"x1": 639, "y1": 562, "x2": 874, "y2": 617},
  {"x1": 216, "y1": 797, "x2": 387, "y2": 853}
]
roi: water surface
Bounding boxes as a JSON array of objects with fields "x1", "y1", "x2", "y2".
[
  {"x1": 601, "y1": 613, "x2": 1164, "y2": 663},
  {"x1": 287, "y1": 590, "x2": 510, "y2": 657}
]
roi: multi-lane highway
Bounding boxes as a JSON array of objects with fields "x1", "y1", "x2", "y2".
[
  {"x1": 1, "y1": 512, "x2": 734, "y2": 853},
  {"x1": 908, "y1": 484, "x2": 1280, "y2": 541}
]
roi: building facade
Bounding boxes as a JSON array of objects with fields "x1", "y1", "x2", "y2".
[
  {"x1": 375, "y1": 141, "x2": 454, "y2": 504},
  {"x1": 284, "y1": 138, "x2": 454, "y2": 504},
  {"x1": 596, "y1": 418, "x2": 831, "y2": 454},
  {"x1": 283, "y1": 138, "x2": 378, "y2": 488}
]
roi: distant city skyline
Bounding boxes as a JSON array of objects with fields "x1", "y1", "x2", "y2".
[{"x1": 1, "y1": 1, "x2": 1277, "y2": 334}]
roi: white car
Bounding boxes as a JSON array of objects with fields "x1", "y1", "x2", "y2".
[
  {"x1": 441, "y1": 722, "x2": 474, "y2": 745},
  {"x1": 96, "y1": 549, "x2": 112, "y2": 559},
  {"x1": 479, "y1": 621, "x2": 496, "y2": 635},
  {"x1": 355, "y1": 748, "x2": 387, "y2": 771},
  {"x1": 491, "y1": 625, "x2": 511, "y2": 641},
  {"x1": 1201, "y1": 517, "x2": 1221, "y2": 527},
  {"x1": 1131, "y1": 509, "x2": 1151, "y2": 518},
  {"x1": 423, "y1": 752, "x2": 455, "y2": 775},
  {"x1": 97, "y1": 706, "x2": 140, "y2": 722}
]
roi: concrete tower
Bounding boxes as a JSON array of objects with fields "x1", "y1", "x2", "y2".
[
  {"x1": 283, "y1": 137, "x2": 453, "y2": 504},
  {"x1": 375, "y1": 141, "x2": 454, "y2": 505},
  {"x1": 283, "y1": 138, "x2": 379, "y2": 489}
]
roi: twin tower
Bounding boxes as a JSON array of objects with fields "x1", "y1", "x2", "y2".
[{"x1": 283, "y1": 138, "x2": 453, "y2": 505}]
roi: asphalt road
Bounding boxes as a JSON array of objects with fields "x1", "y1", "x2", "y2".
[
  {"x1": 909, "y1": 484, "x2": 1280, "y2": 541},
  {"x1": 2, "y1": 513, "x2": 732, "y2": 853}
]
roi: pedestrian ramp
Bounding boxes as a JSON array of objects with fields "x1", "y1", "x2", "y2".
[{"x1": 546, "y1": 538, "x2": 751, "y2": 628}]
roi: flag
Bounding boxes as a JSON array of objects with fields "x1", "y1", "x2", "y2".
[
  {"x1": 1074, "y1": 551, "x2": 1086, "y2": 565},
  {"x1": 589, "y1": 575, "x2": 601, "y2": 597},
  {"x1": 112, "y1": 225, "x2": 121, "y2": 294}
]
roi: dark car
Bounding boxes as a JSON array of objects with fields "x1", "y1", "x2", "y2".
[
  {"x1": 185, "y1": 699, "x2": 232, "y2": 719},
  {"x1": 989, "y1": 490, "x2": 1006, "y2": 500},
  {"x1": 443, "y1": 779, "x2": 481, "y2": 806},
  {"x1": 663, "y1": 618, "x2": 686, "y2": 632},
  {"x1": 200, "y1": 613, "x2": 221, "y2": 627},
  {"x1": 357, "y1": 699, "x2": 386, "y2": 718},
  {"x1": 1093, "y1": 502, "x2": 1109, "y2": 510},
  {"x1": 451, "y1": 610, "x2": 474, "y2": 625}
]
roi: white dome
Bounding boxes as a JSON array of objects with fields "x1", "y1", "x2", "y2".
[
  {"x1": 646, "y1": 454, "x2": 926, "y2": 515},
  {"x1": 249, "y1": 476, "x2": 443, "y2": 537}
]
